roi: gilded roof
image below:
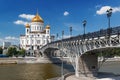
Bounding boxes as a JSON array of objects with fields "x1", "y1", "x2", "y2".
[
  {"x1": 31, "y1": 13, "x2": 44, "y2": 23},
  {"x1": 25, "y1": 23, "x2": 30, "y2": 28},
  {"x1": 46, "y1": 25, "x2": 50, "y2": 29}
]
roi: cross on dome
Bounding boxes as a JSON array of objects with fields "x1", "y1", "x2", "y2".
[{"x1": 31, "y1": 11, "x2": 44, "y2": 23}]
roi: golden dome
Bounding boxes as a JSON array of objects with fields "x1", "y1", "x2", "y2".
[
  {"x1": 32, "y1": 13, "x2": 44, "y2": 23},
  {"x1": 25, "y1": 23, "x2": 30, "y2": 28},
  {"x1": 46, "y1": 25, "x2": 50, "y2": 29}
]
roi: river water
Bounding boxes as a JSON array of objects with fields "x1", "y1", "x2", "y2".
[{"x1": 0, "y1": 61, "x2": 120, "y2": 80}]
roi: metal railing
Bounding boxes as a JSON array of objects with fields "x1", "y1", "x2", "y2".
[{"x1": 41, "y1": 26, "x2": 120, "y2": 49}]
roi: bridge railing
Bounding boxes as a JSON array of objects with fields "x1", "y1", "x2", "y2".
[{"x1": 41, "y1": 26, "x2": 120, "y2": 49}]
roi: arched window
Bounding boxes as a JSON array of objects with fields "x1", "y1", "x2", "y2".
[
  {"x1": 32, "y1": 40, "x2": 34, "y2": 44},
  {"x1": 37, "y1": 40, "x2": 40, "y2": 44},
  {"x1": 27, "y1": 40, "x2": 29, "y2": 44},
  {"x1": 37, "y1": 26, "x2": 39, "y2": 30},
  {"x1": 47, "y1": 30, "x2": 49, "y2": 33},
  {"x1": 40, "y1": 27, "x2": 41, "y2": 30},
  {"x1": 35, "y1": 26, "x2": 36, "y2": 30},
  {"x1": 31, "y1": 46, "x2": 33, "y2": 50},
  {"x1": 22, "y1": 40, "x2": 24, "y2": 44},
  {"x1": 37, "y1": 46, "x2": 39, "y2": 50},
  {"x1": 27, "y1": 29, "x2": 29, "y2": 33}
]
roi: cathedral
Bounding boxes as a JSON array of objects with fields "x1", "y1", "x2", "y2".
[{"x1": 20, "y1": 12, "x2": 51, "y2": 56}]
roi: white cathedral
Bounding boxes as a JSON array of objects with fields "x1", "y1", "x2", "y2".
[{"x1": 20, "y1": 12, "x2": 51, "y2": 56}]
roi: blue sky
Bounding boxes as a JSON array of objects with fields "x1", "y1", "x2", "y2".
[{"x1": 0, "y1": 0, "x2": 120, "y2": 45}]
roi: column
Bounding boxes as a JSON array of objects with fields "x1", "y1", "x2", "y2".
[{"x1": 75, "y1": 53, "x2": 98, "y2": 77}]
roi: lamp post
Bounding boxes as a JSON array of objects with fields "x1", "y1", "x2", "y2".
[
  {"x1": 61, "y1": 30, "x2": 64, "y2": 80},
  {"x1": 56, "y1": 33, "x2": 58, "y2": 40},
  {"x1": 106, "y1": 8, "x2": 112, "y2": 45},
  {"x1": 82, "y1": 20, "x2": 87, "y2": 40},
  {"x1": 106, "y1": 8, "x2": 112, "y2": 37},
  {"x1": 70, "y1": 26, "x2": 72, "y2": 37},
  {"x1": 62, "y1": 31, "x2": 64, "y2": 39}
]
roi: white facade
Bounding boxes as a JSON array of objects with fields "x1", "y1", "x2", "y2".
[{"x1": 20, "y1": 13, "x2": 51, "y2": 53}]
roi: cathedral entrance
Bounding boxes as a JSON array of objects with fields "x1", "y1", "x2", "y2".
[
  {"x1": 37, "y1": 46, "x2": 39, "y2": 50},
  {"x1": 31, "y1": 46, "x2": 34, "y2": 50}
]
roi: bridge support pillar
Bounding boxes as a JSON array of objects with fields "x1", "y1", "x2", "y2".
[{"x1": 75, "y1": 53, "x2": 98, "y2": 77}]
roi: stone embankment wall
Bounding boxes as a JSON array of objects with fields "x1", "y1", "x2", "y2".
[{"x1": 0, "y1": 57, "x2": 71, "y2": 64}]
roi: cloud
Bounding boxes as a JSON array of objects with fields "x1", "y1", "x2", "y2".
[
  {"x1": 14, "y1": 20, "x2": 28, "y2": 25},
  {"x1": 14, "y1": 13, "x2": 35, "y2": 26},
  {"x1": 112, "y1": 7, "x2": 120, "y2": 13},
  {"x1": 4, "y1": 36, "x2": 19, "y2": 45},
  {"x1": 96, "y1": 6, "x2": 111, "y2": 15},
  {"x1": 19, "y1": 14, "x2": 35, "y2": 20},
  {"x1": 0, "y1": 36, "x2": 19, "y2": 45},
  {"x1": 64, "y1": 11, "x2": 69, "y2": 16},
  {"x1": 0, "y1": 39, "x2": 3, "y2": 42},
  {"x1": 96, "y1": 6, "x2": 120, "y2": 15},
  {"x1": 5, "y1": 36, "x2": 19, "y2": 40}
]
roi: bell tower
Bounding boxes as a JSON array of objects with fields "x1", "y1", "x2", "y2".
[
  {"x1": 25, "y1": 23, "x2": 30, "y2": 35},
  {"x1": 46, "y1": 25, "x2": 50, "y2": 34}
]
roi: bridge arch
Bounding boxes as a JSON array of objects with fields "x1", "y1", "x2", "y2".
[
  {"x1": 42, "y1": 47, "x2": 62, "y2": 58},
  {"x1": 40, "y1": 26, "x2": 120, "y2": 78}
]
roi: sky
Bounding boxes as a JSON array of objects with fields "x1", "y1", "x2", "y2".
[{"x1": 0, "y1": 0, "x2": 120, "y2": 45}]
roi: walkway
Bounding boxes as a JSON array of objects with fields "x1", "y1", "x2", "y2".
[
  {"x1": 65, "y1": 73, "x2": 120, "y2": 80},
  {"x1": 65, "y1": 75, "x2": 95, "y2": 80}
]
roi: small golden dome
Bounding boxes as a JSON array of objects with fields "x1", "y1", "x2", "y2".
[
  {"x1": 25, "y1": 23, "x2": 30, "y2": 28},
  {"x1": 46, "y1": 25, "x2": 50, "y2": 29},
  {"x1": 32, "y1": 13, "x2": 44, "y2": 23}
]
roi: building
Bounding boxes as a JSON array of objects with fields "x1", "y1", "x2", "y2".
[
  {"x1": 20, "y1": 12, "x2": 51, "y2": 56},
  {"x1": 51, "y1": 35, "x2": 55, "y2": 42},
  {"x1": 3, "y1": 42, "x2": 11, "y2": 49}
]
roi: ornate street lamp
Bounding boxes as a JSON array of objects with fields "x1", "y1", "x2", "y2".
[
  {"x1": 61, "y1": 30, "x2": 64, "y2": 80},
  {"x1": 56, "y1": 33, "x2": 58, "y2": 40},
  {"x1": 70, "y1": 26, "x2": 72, "y2": 37},
  {"x1": 82, "y1": 20, "x2": 87, "y2": 40},
  {"x1": 106, "y1": 8, "x2": 112, "y2": 37},
  {"x1": 106, "y1": 8, "x2": 112, "y2": 45},
  {"x1": 62, "y1": 31, "x2": 64, "y2": 39}
]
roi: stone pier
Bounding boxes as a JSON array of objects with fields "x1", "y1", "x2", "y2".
[{"x1": 75, "y1": 53, "x2": 98, "y2": 77}]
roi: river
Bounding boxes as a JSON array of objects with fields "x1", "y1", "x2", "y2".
[{"x1": 0, "y1": 61, "x2": 120, "y2": 80}]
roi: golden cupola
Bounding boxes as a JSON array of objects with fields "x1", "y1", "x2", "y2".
[
  {"x1": 32, "y1": 12, "x2": 44, "y2": 23},
  {"x1": 46, "y1": 25, "x2": 50, "y2": 29},
  {"x1": 25, "y1": 23, "x2": 30, "y2": 28}
]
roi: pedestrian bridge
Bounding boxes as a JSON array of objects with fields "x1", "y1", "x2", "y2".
[{"x1": 40, "y1": 26, "x2": 120, "y2": 78}]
